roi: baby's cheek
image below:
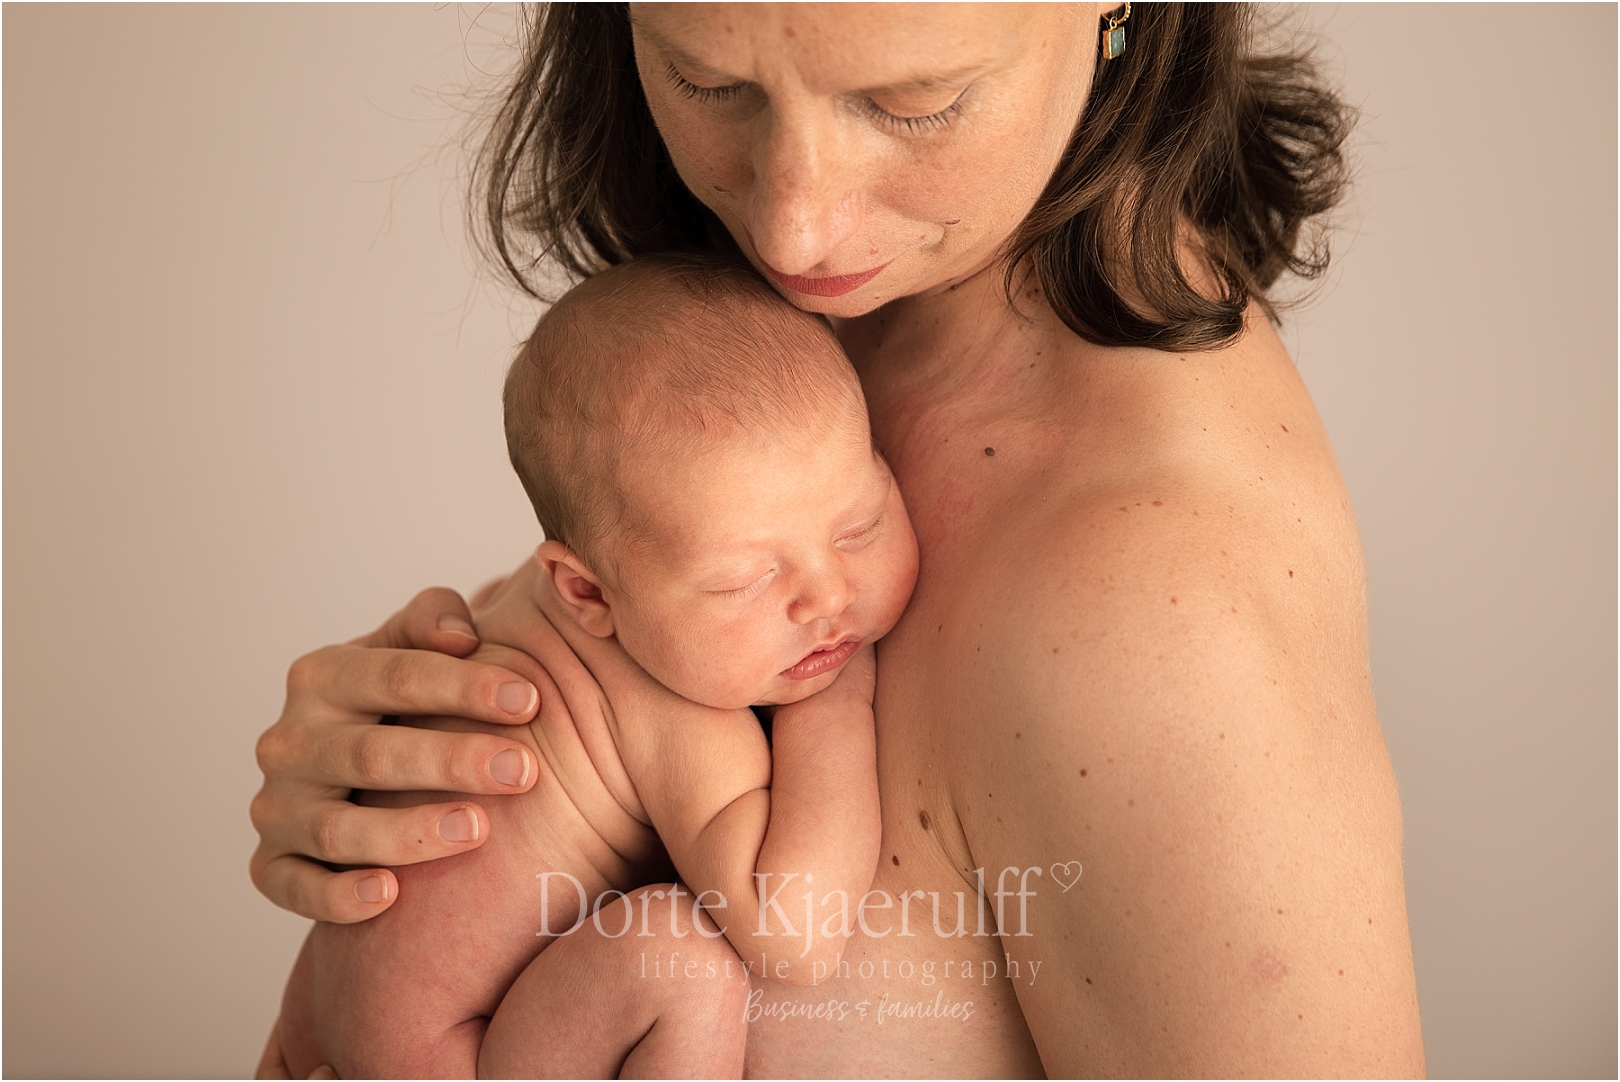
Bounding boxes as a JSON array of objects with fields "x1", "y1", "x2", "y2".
[
  {"x1": 873, "y1": 540, "x2": 921, "y2": 632},
  {"x1": 674, "y1": 620, "x2": 783, "y2": 709}
]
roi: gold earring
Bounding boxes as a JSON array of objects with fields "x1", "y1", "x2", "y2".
[{"x1": 1101, "y1": 2, "x2": 1131, "y2": 61}]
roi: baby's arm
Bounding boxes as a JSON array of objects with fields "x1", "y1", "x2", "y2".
[
  {"x1": 628, "y1": 647, "x2": 880, "y2": 985},
  {"x1": 752, "y1": 647, "x2": 881, "y2": 940}
]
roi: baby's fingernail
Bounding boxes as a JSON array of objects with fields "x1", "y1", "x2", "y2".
[
  {"x1": 490, "y1": 748, "x2": 529, "y2": 787},
  {"x1": 496, "y1": 681, "x2": 537, "y2": 715},
  {"x1": 437, "y1": 614, "x2": 476, "y2": 640},
  {"x1": 438, "y1": 807, "x2": 479, "y2": 844},
  {"x1": 354, "y1": 873, "x2": 390, "y2": 904}
]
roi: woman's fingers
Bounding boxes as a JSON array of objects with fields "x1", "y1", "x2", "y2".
[
  {"x1": 249, "y1": 795, "x2": 496, "y2": 921},
  {"x1": 255, "y1": 714, "x2": 535, "y2": 798},
  {"x1": 296, "y1": 798, "x2": 493, "y2": 866},
  {"x1": 287, "y1": 643, "x2": 539, "y2": 727},
  {"x1": 248, "y1": 796, "x2": 503, "y2": 921},
  {"x1": 357, "y1": 586, "x2": 482, "y2": 656},
  {"x1": 250, "y1": 573, "x2": 552, "y2": 922},
  {"x1": 249, "y1": 847, "x2": 399, "y2": 924},
  {"x1": 302, "y1": 722, "x2": 534, "y2": 796}
]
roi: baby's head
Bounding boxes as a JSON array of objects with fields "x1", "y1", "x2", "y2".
[{"x1": 504, "y1": 255, "x2": 918, "y2": 710}]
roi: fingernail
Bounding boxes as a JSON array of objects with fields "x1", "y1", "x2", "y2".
[
  {"x1": 437, "y1": 614, "x2": 476, "y2": 639},
  {"x1": 354, "y1": 873, "x2": 389, "y2": 904},
  {"x1": 438, "y1": 807, "x2": 479, "y2": 844},
  {"x1": 490, "y1": 748, "x2": 529, "y2": 787},
  {"x1": 496, "y1": 681, "x2": 537, "y2": 715}
]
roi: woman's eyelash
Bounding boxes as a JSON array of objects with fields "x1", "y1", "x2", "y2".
[
  {"x1": 668, "y1": 66, "x2": 743, "y2": 103},
  {"x1": 668, "y1": 64, "x2": 966, "y2": 135},
  {"x1": 857, "y1": 92, "x2": 968, "y2": 135}
]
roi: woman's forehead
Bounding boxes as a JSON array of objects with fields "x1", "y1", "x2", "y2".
[{"x1": 630, "y1": 3, "x2": 1054, "y2": 87}]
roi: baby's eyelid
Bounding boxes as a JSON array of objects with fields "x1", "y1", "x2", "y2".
[
  {"x1": 836, "y1": 515, "x2": 885, "y2": 549},
  {"x1": 713, "y1": 569, "x2": 775, "y2": 597}
]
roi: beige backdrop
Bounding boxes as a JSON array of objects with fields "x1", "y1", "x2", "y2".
[{"x1": 4, "y1": 4, "x2": 1614, "y2": 1078}]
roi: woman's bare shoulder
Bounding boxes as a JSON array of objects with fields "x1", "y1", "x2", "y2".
[
  {"x1": 986, "y1": 311, "x2": 1391, "y2": 828},
  {"x1": 939, "y1": 318, "x2": 1424, "y2": 1075}
]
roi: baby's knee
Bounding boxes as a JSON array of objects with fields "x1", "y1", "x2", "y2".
[
  {"x1": 589, "y1": 883, "x2": 737, "y2": 958},
  {"x1": 582, "y1": 884, "x2": 749, "y2": 1015}
]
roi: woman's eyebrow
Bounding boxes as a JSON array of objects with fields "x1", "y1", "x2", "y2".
[
  {"x1": 632, "y1": 22, "x2": 734, "y2": 80},
  {"x1": 860, "y1": 65, "x2": 989, "y2": 97},
  {"x1": 635, "y1": 21, "x2": 988, "y2": 95}
]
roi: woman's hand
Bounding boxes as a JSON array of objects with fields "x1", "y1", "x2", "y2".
[{"x1": 250, "y1": 578, "x2": 543, "y2": 923}]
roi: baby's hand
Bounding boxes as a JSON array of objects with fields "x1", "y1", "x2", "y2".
[
  {"x1": 784, "y1": 641, "x2": 874, "y2": 709},
  {"x1": 814, "y1": 643, "x2": 876, "y2": 707}
]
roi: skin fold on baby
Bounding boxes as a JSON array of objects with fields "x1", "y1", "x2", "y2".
[{"x1": 277, "y1": 255, "x2": 919, "y2": 1079}]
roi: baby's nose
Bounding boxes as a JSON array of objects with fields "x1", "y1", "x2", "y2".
[{"x1": 788, "y1": 568, "x2": 852, "y2": 624}]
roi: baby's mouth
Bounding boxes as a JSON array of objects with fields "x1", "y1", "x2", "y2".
[{"x1": 780, "y1": 638, "x2": 860, "y2": 681}]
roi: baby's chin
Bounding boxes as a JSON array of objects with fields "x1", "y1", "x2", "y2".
[{"x1": 752, "y1": 668, "x2": 842, "y2": 708}]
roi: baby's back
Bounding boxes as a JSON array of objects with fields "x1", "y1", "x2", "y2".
[{"x1": 278, "y1": 643, "x2": 667, "y2": 1078}]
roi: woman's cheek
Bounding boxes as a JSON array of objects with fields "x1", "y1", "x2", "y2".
[{"x1": 641, "y1": 91, "x2": 750, "y2": 213}]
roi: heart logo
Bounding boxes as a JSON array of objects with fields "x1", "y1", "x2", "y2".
[{"x1": 1050, "y1": 861, "x2": 1083, "y2": 892}]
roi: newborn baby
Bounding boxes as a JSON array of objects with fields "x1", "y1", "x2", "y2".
[{"x1": 277, "y1": 254, "x2": 918, "y2": 1078}]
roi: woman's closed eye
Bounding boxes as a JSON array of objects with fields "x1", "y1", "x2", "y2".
[
  {"x1": 667, "y1": 64, "x2": 747, "y2": 104},
  {"x1": 667, "y1": 64, "x2": 969, "y2": 136},
  {"x1": 856, "y1": 88, "x2": 970, "y2": 135}
]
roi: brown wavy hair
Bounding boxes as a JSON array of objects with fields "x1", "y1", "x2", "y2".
[{"x1": 474, "y1": 3, "x2": 1352, "y2": 352}]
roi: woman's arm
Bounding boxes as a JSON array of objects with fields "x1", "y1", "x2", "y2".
[
  {"x1": 249, "y1": 577, "x2": 544, "y2": 923},
  {"x1": 977, "y1": 511, "x2": 1423, "y2": 1075}
]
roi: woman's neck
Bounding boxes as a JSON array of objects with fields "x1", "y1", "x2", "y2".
[{"x1": 838, "y1": 256, "x2": 1076, "y2": 417}]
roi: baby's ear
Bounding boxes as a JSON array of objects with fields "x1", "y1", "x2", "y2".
[{"x1": 535, "y1": 540, "x2": 615, "y2": 638}]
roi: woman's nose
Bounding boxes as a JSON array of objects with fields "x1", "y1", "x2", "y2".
[
  {"x1": 745, "y1": 108, "x2": 863, "y2": 275},
  {"x1": 788, "y1": 564, "x2": 853, "y2": 625}
]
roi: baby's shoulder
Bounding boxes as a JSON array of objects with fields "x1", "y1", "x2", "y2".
[{"x1": 464, "y1": 640, "x2": 669, "y2": 875}]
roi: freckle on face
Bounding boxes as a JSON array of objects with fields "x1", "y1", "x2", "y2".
[{"x1": 630, "y1": 4, "x2": 1096, "y2": 312}]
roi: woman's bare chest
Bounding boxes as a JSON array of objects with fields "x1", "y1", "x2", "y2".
[{"x1": 734, "y1": 402, "x2": 1082, "y2": 1076}]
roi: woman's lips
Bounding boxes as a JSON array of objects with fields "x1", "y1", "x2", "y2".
[
  {"x1": 760, "y1": 262, "x2": 888, "y2": 298},
  {"x1": 781, "y1": 638, "x2": 860, "y2": 680}
]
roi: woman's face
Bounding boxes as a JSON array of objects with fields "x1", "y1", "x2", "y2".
[{"x1": 631, "y1": 3, "x2": 1103, "y2": 317}]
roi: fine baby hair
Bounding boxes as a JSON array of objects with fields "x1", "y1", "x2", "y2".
[{"x1": 503, "y1": 253, "x2": 867, "y2": 568}]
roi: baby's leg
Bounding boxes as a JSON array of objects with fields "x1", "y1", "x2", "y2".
[{"x1": 481, "y1": 884, "x2": 748, "y2": 1079}]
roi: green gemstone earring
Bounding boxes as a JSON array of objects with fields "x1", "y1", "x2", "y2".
[{"x1": 1101, "y1": 2, "x2": 1131, "y2": 61}]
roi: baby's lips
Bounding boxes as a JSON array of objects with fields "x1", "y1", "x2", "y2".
[{"x1": 780, "y1": 638, "x2": 861, "y2": 680}]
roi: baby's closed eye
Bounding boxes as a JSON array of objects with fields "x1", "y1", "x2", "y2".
[
  {"x1": 835, "y1": 514, "x2": 884, "y2": 551},
  {"x1": 709, "y1": 569, "x2": 776, "y2": 599}
]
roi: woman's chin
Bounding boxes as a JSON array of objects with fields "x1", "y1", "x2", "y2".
[{"x1": 761, "y1": 282, "x2": 894, "y2": 320}]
